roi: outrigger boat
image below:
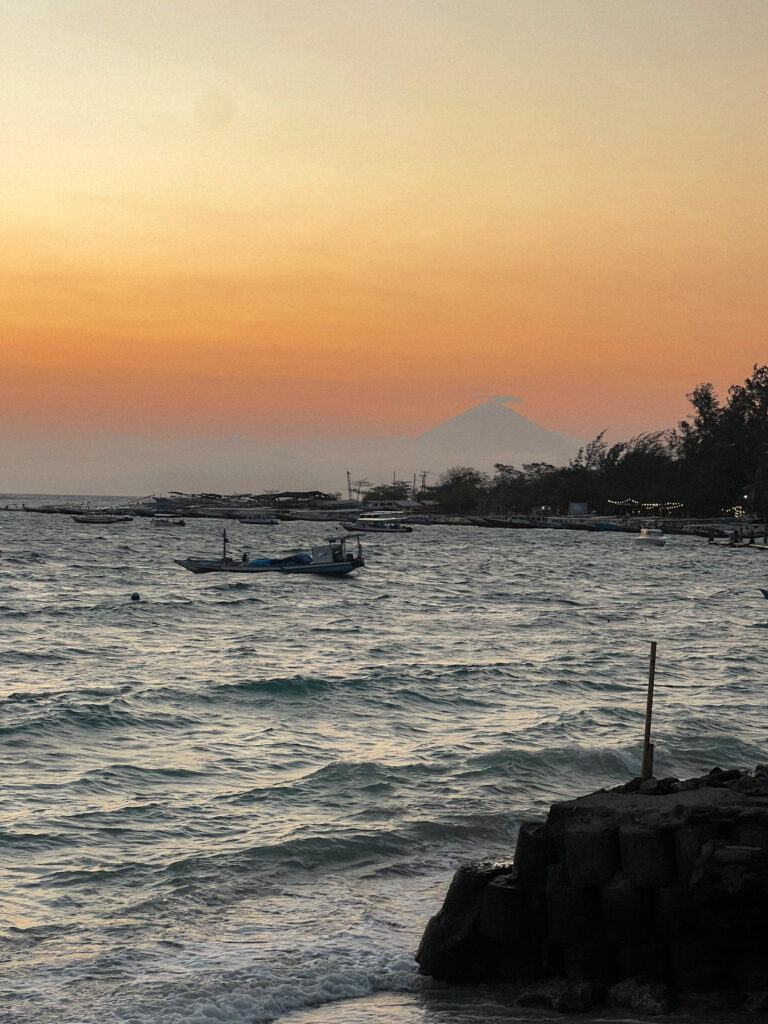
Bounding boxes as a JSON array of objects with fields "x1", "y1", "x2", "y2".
[{"x1": 175, "y1": 529, "x2": 364, "y2": 576}]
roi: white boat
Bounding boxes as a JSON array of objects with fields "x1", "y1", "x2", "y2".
[
  {"x1": 636, "y1": 527, "x2": 666, "y2": 547},
  {"x1": 341, "y1": 512, "x2": 413, "y2": 534},
  {"x1": 237, "y1": 511, "x2": 280, "y2": 525},
  {"x1": 175, "y1": 530, "x2": 364, "y2": 576}
]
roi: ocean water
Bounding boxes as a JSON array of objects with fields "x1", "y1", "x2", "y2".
[{"x1": 2, "y1": 499, "x2": 767, "y2": 1024}]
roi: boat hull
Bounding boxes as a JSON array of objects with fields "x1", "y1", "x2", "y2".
[
  {"x1": 341, "y1": 522, "x2": 413, "y2": 533},
  {"x1": 72, "y1": 515, "x2": 134, "y2": 524},
  {"x1": 174, "y1": 558, "x2": 360, "y2": 576}
]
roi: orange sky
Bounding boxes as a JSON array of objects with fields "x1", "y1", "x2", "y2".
[{"x1": 2, "y1": 0, "x2": 767, "y2": 448}]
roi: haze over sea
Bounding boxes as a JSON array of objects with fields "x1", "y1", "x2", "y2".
[{"x1": 2, "y1": 498, "x2": 767, "y2": 1024}]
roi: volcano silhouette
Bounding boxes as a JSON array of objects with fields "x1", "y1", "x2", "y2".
[{"x1": 412, "y1": 399, "x2": 581, "y2": 469}]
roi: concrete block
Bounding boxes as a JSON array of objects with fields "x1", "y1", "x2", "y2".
[
  {"x1": 653, "y1": 886, "x2": 686, "y2": 939},
  {"x1": 616, "y1": 941, "x2": 667, "y2": 981},
  {"x1": 491, "y1": 938, "x2": 547, "y2": 983},
  {"x1": 563, "y1": 940, "x2": 614, "y2": 982},
  {"x1": 564, "y1": 826, "x2": 619, "y2": 887},
  {"x1": 674, "y1": 826, "x2": 705, "y2": 883},
  {"x1": 601, "y1": 874, "x2": 652, "y2": 943},
  {"x1": 670, "y1": 938, "x2": 727, "y2": 991},
  {"x1": 546, "y1": 883, "x2": 601, "y2": 944},
  {"x1": 478, "y1": 876, "x2": 540, "y2": 942},
  {"x1": 442, "y1": 862, "x2": 512, "y2": 914},
  {"x1": 513, "y1": 821, "x2": 558, "y2": 886},
  {"x1": 620, "y1": 825, "x2": 676, "y2": 887},
  {"x1": 734, "y1": 825, "x2": 768, "y2": 849}
]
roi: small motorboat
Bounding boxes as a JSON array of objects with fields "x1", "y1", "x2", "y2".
[
  {"x1": 175, "y1": 530, "x2": 364, "y2": 576},
  {"x1": 72, "y1": 514, "x2": 134, "y2": 524},
  {"x1": 636, "y1": 527, "x2": 666, "y2": 547},
  {"x1": 341, "y1": 513, "x2": 413, "y2": 533},
  {"x1": 152, "y1": 516, "x2": 186, "y2": 526}
]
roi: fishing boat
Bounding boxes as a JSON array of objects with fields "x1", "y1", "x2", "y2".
[
  {"x1": 341, "y1": 512, "x2": 413, "y2": 533},
  {"x1": 479, "y1": 515, "x2": 539, "y2": 529},
  {"x1": 72, "y1": 514, "x2": 134, "y2": 524},
  {"x1": 636, "y1": 527, "x2": 666, "y2": 547},
  {"x1": 175, "y1": 530, "x2": 364, "y2": 576},
  {"x1": 237, "y1": 511, "x2": 280, "y2": 525}
]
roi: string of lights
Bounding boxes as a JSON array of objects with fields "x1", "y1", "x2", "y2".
[{"x1": 607, "y1": 499, "x2": 685, "y2": 510}]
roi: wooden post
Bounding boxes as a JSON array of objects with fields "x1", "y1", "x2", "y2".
[{"x1": 641, "y1": 641, "x2": 657, "y2": 779}]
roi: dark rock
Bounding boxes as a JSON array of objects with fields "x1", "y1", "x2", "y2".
[
  {"x1": 631, "y1": 982, "x2": 672, "y2": 1015},
  {"x1": 613, "y1": 777, "x2": 643, "y2": 794},
  {"x1": 609, "y1": 977, "x2": 672, "y2": 1015},
  {"x1": 657, "y1": 777, "x2": 680, "y2": 794},
  {"x1": 639, "y1": 778, "x2": 660, "y2": 794},
  {"x1": 707, "y1": 767, "x2": 744, "y2": 786},
  {"x1": 746, "y1": 988, "x2": 768, "y2": 1012},
  {"x1": 553, "y1": 981, "x2": 596, "y2": 1013},
  {"x1": 733, "y1": 951, "x2": 768, "y2": 992},
  {"x1": 515, "y1": 989, "x2": 553, "y2": 1007}
]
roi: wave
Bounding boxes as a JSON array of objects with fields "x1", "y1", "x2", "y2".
[
  {"x1": 215, "y1": 674, "x2": 350, "y2": 697},
  {"x1": 0, "y1": 701, "x2": 202, "y2": 737},
  {"x1": 3, "y1": 684, "x2": 132, "y2": 705},
  {"x1": 45, "y1": 763, "x2": 209, "y2": 793}
]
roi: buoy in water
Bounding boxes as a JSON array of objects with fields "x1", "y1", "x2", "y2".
[{"x1": 130, "y1": 592, "x2": 140, "y2": 601}]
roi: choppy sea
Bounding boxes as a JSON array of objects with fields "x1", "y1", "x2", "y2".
[{"x1": 2, "y1": 496, "x2": 767, "y2": 1024}]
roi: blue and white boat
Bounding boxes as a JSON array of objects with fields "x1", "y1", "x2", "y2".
[{"x1": 175, "y1": 530, "x2": 364, "y2": 576}]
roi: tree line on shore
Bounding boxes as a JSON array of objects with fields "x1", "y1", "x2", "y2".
[{"x1": 363, "y1": 365, "x2": 768, "y2": 518}]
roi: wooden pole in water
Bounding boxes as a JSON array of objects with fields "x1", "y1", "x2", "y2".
[{"x1": 641, "y1": 641, "x2": 657, "y2": 779}]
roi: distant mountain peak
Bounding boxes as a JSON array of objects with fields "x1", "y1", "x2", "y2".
[{"x1": 413, "y1": 400, "x2": 581, "y2": 468}]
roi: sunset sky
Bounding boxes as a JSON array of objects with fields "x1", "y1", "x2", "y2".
[{"x1": 3, "y1": 0, "x2": 767, "y2": 461}]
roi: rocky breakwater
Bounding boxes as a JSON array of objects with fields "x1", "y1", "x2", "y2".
[{"x1": 417, "y1": 766, "x2": 768, "y2": 1013}]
